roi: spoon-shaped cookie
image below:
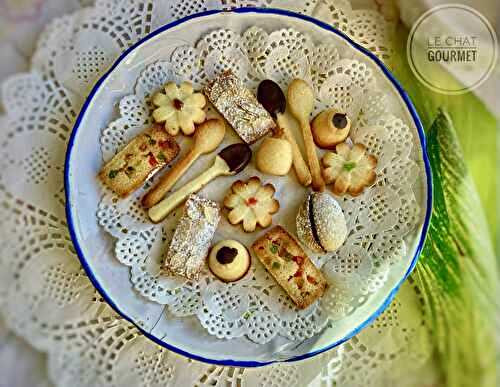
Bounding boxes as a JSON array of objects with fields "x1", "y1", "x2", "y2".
[
  {"x1": 257, "y1": 80, "x2": 312, "y2": 186},
  {"x1": 142, "y1": 119, "x2": 225, "y2": 208},
  {"x1": 148, "y1": 143, "x2": 252, "y2": 223},
  {"x1": 287, "y1": 79, "x2": 325, "y2": 192}
]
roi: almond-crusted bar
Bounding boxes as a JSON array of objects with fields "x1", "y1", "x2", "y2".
[
  {"x1": 204, "y1": 70, "x2": 275, "y2": 144},
  {"x1": 252, "y1": 226, "x2": 327, "y2": 309},
  {"x1": 99, "y1": 125, "x2": 179, "y2": 197},
  {"x1": 165, "y1": 194, "x2": 220, "y2": 280}
]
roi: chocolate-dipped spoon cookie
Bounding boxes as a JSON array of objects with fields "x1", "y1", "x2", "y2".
[
  {"x1": 148, "y1": 143, "x2": 251, "y2": 223},
  {"x1": 257, "y1": 80, "x2": 312, "y2": 187}
]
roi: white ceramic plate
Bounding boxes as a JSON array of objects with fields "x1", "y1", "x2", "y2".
[{"x1": 65, "y1": 8, "x2": 432, "y2": 366}]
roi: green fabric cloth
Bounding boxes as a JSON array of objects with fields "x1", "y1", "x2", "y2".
[
  {"x1": 390, "y1": 22, "x2": 498, "y2": 387},
  {"x1": 391, "y1": 23, "x2": 497, "y2": 246}
]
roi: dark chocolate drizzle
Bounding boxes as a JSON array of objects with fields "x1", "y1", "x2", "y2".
[
  {"x1": 216, "y1": 246, "x2": 238, "y2": 264},
  {"x1": 332, "y1": 113, "x2": 348, "y2": 129},
  {"x1": 307, "y1": 194, "x2": 326, "y2": 252},
  {"x1": 257, "y1": 79, "x2": 286, "y2": 119},
  {"x1": 219, "y1": 143, "x2": 252, "y2": 173}
]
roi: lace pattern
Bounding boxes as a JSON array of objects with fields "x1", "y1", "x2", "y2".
[
  {"x1": 0, "y1": 0, "x2": 433, "y2": 386},
  {"x1": 95, "y1": 24, "x2": 423, "y2": 343}
]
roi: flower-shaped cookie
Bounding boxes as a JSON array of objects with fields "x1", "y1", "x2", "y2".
[
  {"x1": 322, "y1": 143, "x2": 377, "y2": 196},
  {"x1": 223, "y1": 177, "x2": 280, "y2": 233},
  {"x1": 152, "y1": 81, "x2": 206, "y2": 136}
]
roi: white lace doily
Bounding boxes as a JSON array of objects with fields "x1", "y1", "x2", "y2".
[{"x1": 0, "y1": 0, "x2": 435, "y2": 386}]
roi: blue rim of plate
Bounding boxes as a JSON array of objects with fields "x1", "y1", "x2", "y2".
[{"x1": 65, "y1": 7, "x2": 433, "y2": 367}]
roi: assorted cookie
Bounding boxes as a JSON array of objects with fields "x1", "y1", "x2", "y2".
[
  {"x1": 256, "y1": 79, "x2": 312, "y2": 186},
  {"x1": 223, "y1": 176, "x2": 280, "y2": 233},
  {"x1": 208, "y1": 240, "x2": 251, "y2": 282},
  {"x1": 252, "y1": 226, "x2": 328, "y2": 309},
  {"x1": 148, "y1": 143, "x2": 252, "y2": 223},
  {"x1": 100, "y1": 73, "x2": 384, "y2": 308},
  {"x1": 322, "y1": 142, "x2": 377, "y2": 196},
  {"x1": 152, "y1": 81, "x2": 206, "y2": 136},
  {"x1": 99, "y1": 125, "x2": 179, "y2": 197},
  {"x1": 142, "y1": 119, "x2": 226, "y2": 209},
  {"x1": 296, "y1": 192, "x2": 347, "y2": 253},
  {"x1": 164, "y1": 194, "x2": 220, "y2": 280},
  {"x1": 311, "y1": 108, "x2": 351, "y2": 149}
]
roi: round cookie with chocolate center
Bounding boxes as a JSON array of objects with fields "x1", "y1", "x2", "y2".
[
  {"x1": 311, "y1": 108, "x2": 351, "y2": 149},
  {"x1": 296, "y1": 192, "x2": 347, "y2": 253},
  {"x1": 208, "y1": 240, "x2": 251, "y2": 282}
]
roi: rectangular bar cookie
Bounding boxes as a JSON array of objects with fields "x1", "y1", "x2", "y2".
[
  {"x1": 204, "y1": 70, "x2": 275, "y2": 144},
  {"x1": 252, "y1": 226, "x2": 328, "y2": 309},
  {"x1": 165, "y1": 194, "x2": 220, "y2": 280},
  {"x1": 99, "y1": 125, "x2": 179, "y2": 197}
]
